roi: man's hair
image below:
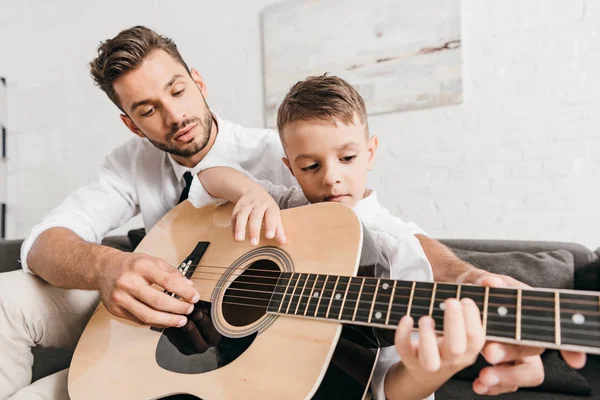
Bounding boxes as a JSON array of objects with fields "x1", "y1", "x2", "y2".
[
  {"x1": 89, "y1": 26, "x2": 190, "y2": 111},
  {"x1": 276, "y1": 74, "x2": 368, "y2": 138}
]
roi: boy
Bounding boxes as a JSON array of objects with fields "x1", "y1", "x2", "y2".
[{"x1": 196, "y1": 75, "x2": 485, "y2": 400}]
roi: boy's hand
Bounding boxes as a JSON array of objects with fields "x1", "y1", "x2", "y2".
[
  {"x1": 395, "y1": 298, "x2": 485, "y2": 381},
  {"x1": 231, "y1": 188, "x2": 286, "y2": 246}
]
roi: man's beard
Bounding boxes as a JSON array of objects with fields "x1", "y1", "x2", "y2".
[{"x1": 147, "y1": 105, "x2": 213, "y2": 158}]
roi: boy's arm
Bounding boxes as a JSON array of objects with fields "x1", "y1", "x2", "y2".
[{"x1": 197, "y1": 167, "x2": 286, "y2": 244}]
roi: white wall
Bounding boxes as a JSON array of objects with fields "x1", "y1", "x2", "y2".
[{"x1": 0, "y1": 0, "x2": 598, "y2": 249}]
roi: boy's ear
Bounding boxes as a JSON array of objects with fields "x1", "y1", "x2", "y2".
[
  {"x1": 366, "y1": 135, "x2": 378, "y2": 170},
  {"x1": 120, "y1": 114, "x2": 145, "y2": 139},
  {"x1": 190, "y1": 68, "x2": 208, "y2": 98},
  {"x1": 282, "y1": 157, "x2": 295, "y2": 177}
]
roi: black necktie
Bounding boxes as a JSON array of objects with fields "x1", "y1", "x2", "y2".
[{"x1": 178, "y1": 171, "x2": 194, "y2": 204}]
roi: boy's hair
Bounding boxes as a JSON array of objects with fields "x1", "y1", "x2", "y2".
[
  {"x1": 276, "y1": 74, "x2": 368, "y2": 139},
  {"x1": 89, "y1": 26, "x2": 191, "y2": 112}
]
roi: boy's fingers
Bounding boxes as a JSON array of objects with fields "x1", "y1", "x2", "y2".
[
  {"x1": 461, "y1": 298, "x2": 485, "y2": 352},
  {"x1": 233, "y1": 207, "x2": 251, "y2": 241},
  {"x1": 442, "y1": 299, "x2": 467, "y2": 359},
  {"x1": 418, "y1": 317, "x2": 441, "y2": 372},
  {"x1": 247, "y1": 208, "x2": 265, "y2": 246},
  {"x1": 263, "y1": 207, "x2": 279, "y2": 240},
  {"x1": 394, "y1": 316, "x2": 415, "y2": 360}
]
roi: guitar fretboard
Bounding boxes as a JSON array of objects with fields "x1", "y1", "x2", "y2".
[{"x1": 265, "y1": 273, "x2": 600, "y2": 352}]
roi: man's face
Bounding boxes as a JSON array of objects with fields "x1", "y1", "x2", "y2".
[
  {"x1": 113, "y1": 50, "x2": 212, "y2": 163},
  {"x1": 282, "y1": 117, "x2": 378, "y2": 208}
]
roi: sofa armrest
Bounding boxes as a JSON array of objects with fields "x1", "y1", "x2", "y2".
[
  {"x1": 0, "y1": 239, "x2": 24, "y2": 273},
  {"x1": 439, "y1": 239, "x2": 597, "y2": 271}
]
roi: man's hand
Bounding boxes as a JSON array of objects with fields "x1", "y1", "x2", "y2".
[
  {"x1": 231, "y1": 188, "x2": 286, "y2": 246},
  {"x1": 461, "y1": 270, "x2": 587, "y2": 395},
  {"x1": 98, "y1": 252, "x2": 200, "y2": 328}
]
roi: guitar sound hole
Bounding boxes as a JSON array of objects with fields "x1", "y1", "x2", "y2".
[{"x1": 222, "y1": 259, "x2": 281, "y2": 327}]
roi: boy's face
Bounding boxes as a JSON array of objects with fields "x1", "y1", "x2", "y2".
[
  {"x1": 113, "y1": 49, "x2": 213, "y2": 166},
  {"x1": 282, "y1": 117, "x2": 378, "y2": 208}
]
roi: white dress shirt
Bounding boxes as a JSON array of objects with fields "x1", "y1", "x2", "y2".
[
  {"x1": 20, "y1": 114, "x2": 296, "y2": 272},
  {"x1": 262, "y1": 185, "x2": 435, "y2": 400}
]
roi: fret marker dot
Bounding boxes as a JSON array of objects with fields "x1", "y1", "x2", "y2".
[
  {"x1": 497, "y1": 306, "x2": 508, "y2": 316},
  {"x1": 382, "y1": 283, "x2": 390, "y2": 290},
  {"x1": 572, "y1": 313, "x2": 585, "y2": 325},
  {"x1": 375, "y1": 311, "x2": 383, "y2": 319},
  {"x1": 313, "y1": 292, "x2": 320, "y2": 298},
  {"x1": 335, "y1": 293, "x2": 342, "y2": 300},
  {"x1": 439, "y1": 302, "x2": 445, "y2": 311}
]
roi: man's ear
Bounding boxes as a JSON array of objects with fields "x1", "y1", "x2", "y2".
[
  {"x1": 190, "y1": 68, "x2": 208, "y2": 98},
  {"x1": 120, "y1": 114, "x2": 144, "y2": 138},
  {"x1": 366, "y1": 135, "x2": 379, "y2": 170},
  {"x1": 282, "y1": 157, "x2": 295, "y2": 177}
]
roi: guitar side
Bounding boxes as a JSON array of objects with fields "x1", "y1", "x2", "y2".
[{"x1": 68, "y1": 201, "x2": 364, "y2": 400}]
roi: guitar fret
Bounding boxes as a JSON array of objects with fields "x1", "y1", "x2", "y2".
[
  {"x1": 306, "y1": 275, "x2": 327, "y2": 317},
  {"x1": 407, "y1": 281, "x2": 416, "y2": 317},
  {"x1": 432, "y1": 283, "x2": 460, "y2": 330},
  {"x1": 325, "y1": 276, "x2": 341, "y2": 318},
  {"x1": 286, "y1": 273, "x2": 305, "y2": 314},
  {"x1": 388, "y1": 281, "x2": 414, "y2": 326},
  {"x1": 314, "y1": 275, "x2": 329, "y2": 317},
  {"x1": 555, "y1": 292, "x2": 560, "y2": 345},
  {"x1": 456, "y1": 284, "x2": 461, "y2": 299},
  {"x1": 352, "y1": 278, "x2": 366, "y2": 322},
  {"x1": 385, "y1": 280, "x2": 397, "y2": 325},
  {"x1": 368, "y1": 279, "x2": 381, "y2": 323},
  {"x1": 355, "y1": 277, "x2": 378, "y2": 323},
  {"x1": 560, "y1": 292, "x2": 600, "y2": 348},
  {"x1": 483, "y1": 286, "x2": 489, "y2": 333},
  {"x1": 279, "y1": 273, "x2": 298, "y2": 314},
  {"x1": 303, "y1": 274, "x2": 319, "y2": 316},
  {"x1": 316, "y1": 275, "x2": 336, "y2": 318},
  {"x1": 294, "y1": 274, "x2": 311, "y2": 315},
  {"x1": 516, "y1": 289, "x2": 522, "y2": 341},
  {"x1": 410, "y1": 282, "x2": 435, "y2": 327},
  {"x1": 486, "y1": 287, "x2": 518, "y2": 339},
  {"x1": 338, "y1": 277, "x2": 351, "y2": 320},
  {"x1": 371, "y1": 279, "x2": 394, "y2": 325},
  {"x1": 520, "y1": 289, "x2": 555, "y2": 343},
  {"x1": 330, "y1": 276, "x2": 350, "y2": 320},
  {"x1": 341, "y1": 277, "x2": 363, "y2": 321},
  {"x1": 428, "y1": 283, "x2": 437, "y2": 317},
  {"x1": 267, "y1": 272, "x2": 291, "y2": 313}
]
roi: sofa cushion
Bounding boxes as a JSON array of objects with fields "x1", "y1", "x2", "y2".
[{"x1": 451, "y1": 248, "x2": 574, "y2": 289}]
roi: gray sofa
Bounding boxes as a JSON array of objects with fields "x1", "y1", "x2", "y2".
[{"x1": 1, "y1": 236, "x2": 599, "y2": 399}]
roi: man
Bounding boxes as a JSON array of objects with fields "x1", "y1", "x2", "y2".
[{"x1": 0, "y1": 26, "x2": 585, "y2": 399}]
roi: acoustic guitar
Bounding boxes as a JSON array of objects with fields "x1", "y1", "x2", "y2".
[{"x1": 68, "y1": 201, "x2": 600, "y2": 399}]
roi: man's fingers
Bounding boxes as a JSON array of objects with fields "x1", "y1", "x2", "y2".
[
  {"x1": 561, "y1": 350, "x2": 586, "y2": 369},
  {"x1": 142, "y1": 260, "x2": 200, "y2": 304},
  {"x1": 481, "y1": 342, "x2": 543, "y2": 364},
  {"x1": 121, "y1": 294, "x2": 187, "y2": 328},
  {"x1": 135, "y1": 283, "x2": 195, "y2": 315},
  {"x1": 476, "y1": 273, "x2": 529, "y2": 289},
  {"x1": 474, "y1": 356, "x2": 544, "y2": 395}
]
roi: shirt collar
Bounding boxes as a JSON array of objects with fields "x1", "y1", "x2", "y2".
[
  {"x1": 167, "y1": 112, "x2": 224, "y2": 182},
  {"x1": 353, "y1": 190, "x2": 381, "y2": 222}
]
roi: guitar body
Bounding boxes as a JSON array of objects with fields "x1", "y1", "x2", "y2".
[{"x1": 69, "y1": 201, "x2": 371, "y2": 399}]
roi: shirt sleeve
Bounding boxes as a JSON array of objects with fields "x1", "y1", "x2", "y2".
[
  {"x1": 370, "y1": 234, "x2": 434, "y2": 400},
  {"x1": 20, "y1": 141, "x2": 140, "y2": 273},
  {"x1": 255, "y1": 180, "x2": 308, "y2": 209}
]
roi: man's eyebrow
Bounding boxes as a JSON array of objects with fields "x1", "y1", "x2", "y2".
[{"x1": 129, "y1": 74, "x2": 185, "y2": 113}]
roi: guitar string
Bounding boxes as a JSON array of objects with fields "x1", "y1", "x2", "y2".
[
  {"x1": 186, "y1": 266, "x2": 599, "y2": 307},
  {"x1": 185, "y1": 274, "x2": 600, "y2": 312}
]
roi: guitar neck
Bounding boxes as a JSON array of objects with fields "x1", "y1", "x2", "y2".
[{"x1": 266, "y1": 273, "x2": 600, "y2": 355}]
